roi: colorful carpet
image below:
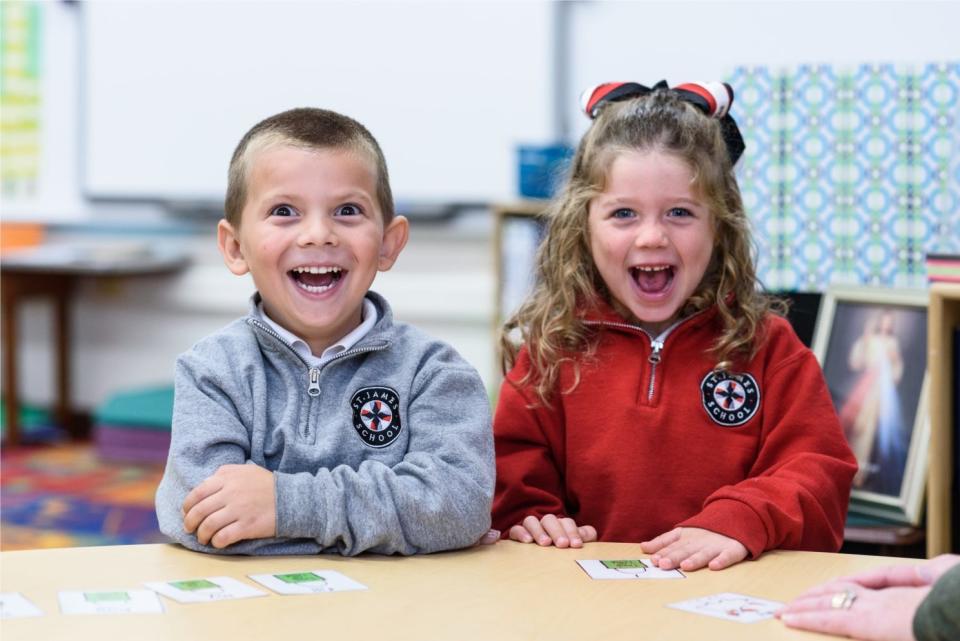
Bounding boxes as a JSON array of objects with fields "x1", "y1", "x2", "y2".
[{"x1": 0, "y1": 443, "x2": 168, "y2": 550}]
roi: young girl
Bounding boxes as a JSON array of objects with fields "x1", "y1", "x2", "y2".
[{"x1": 492, "y1": 81, "x2": 857, "y2": 572}]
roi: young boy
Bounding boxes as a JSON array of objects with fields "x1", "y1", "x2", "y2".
[{"x1": 155, "y1": 108, "x2": 495, "y2": 556}]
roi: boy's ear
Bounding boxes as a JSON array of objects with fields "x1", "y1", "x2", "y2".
[
  {"x1": 378, "y1": 215, "x2": 409, "y2": 272},
  {"x1": 217, "y1": 219, "x2": 250, "y2": 276}
]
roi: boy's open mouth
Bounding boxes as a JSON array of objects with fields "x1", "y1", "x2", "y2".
[
  {"x1": 289, "y1": 266, "x2": 345, "y2": 293},
  {"x1": 630, "y1": 265, "x2": 674, "y2": 294}
]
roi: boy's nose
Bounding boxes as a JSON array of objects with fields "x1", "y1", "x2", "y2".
[{"x1": 297, "y1": 215, "x2": 338, "y2": 247}]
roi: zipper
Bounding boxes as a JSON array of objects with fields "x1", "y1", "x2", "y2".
[
  {"x1": 247, "y1": 317, "x2": 388, "y2": 394},
  {"x1": 647, "y1": 340, "x2": 664, "y2": 400},
  {"x1": 585, "y1": 311, "x2": 703, "y2": 402},
  {"x1": 307, "y1": 367, "x2": 321, "y2": 396}
]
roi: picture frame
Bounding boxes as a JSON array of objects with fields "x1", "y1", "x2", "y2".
[{"x1": 811, "y1": 287, "x2": 929, "y2": 525}]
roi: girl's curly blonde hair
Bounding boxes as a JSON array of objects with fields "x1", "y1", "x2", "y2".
[{"x1": 501, "y1": 89, "x2": 781, "y2": 405}]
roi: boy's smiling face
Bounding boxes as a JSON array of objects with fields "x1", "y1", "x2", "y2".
[{"x1": 218, "y1": 144, "x2": 408, "y2": 355}]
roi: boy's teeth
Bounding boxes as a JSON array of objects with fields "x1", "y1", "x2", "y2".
[{"x1": 293, "y1": 266, "x2": 342, "y2": 274}]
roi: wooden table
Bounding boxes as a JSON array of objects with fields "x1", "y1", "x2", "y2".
[
  {"x1": 0, "y1": 244, "x2": 187, "y2": 445},
  {"x1": 0, "y1": 542, "x2": 918, "y2": 640}
]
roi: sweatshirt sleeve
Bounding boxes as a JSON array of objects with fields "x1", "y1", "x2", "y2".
[
  {"x1": 272, "y1": 363, "x2": 495, "y2": 556},
  {"x1": 913, "y1": 564, "x2": 960, "y2": 641},
  {"x1": 491, "y1": 351, "x2": 569, "y2": 533},
  {"x1": 155, "y1": 350, "x2": 321, "y2": 556},
  {"x1": 679, "y1": 348, "x2": 857, "y2": 557}
]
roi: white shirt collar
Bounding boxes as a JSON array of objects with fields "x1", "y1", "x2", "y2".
[{"x1": 255, "y1": 297, "x2": 378, "y2": 367}]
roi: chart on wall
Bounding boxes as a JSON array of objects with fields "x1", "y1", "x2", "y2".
[{"x1": 730, "y1": 62, "x2": 960, "y2": 291}]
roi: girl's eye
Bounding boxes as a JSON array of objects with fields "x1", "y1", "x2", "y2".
[
  {"x1": 667, "y1": 207, "x2": 693, "y2": 218},
  {"x1": 335, "y1": 204, "x2": 362, "y2": 217},
  {"x1": 612, "y1": 208, "x2": 635, "y2": 219},
  {"x1": 270, "y1": 204, "x2": 297, "y2": 217}
]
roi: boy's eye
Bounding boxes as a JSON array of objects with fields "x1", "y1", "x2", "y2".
[
  {"x1": 335, "y1": 204, "x2": 362, "y2": 217},
  {"x1": 270, "y1": 204, "x2": 297, "y2": 217},
  {"x1": 611, "y1": 208, "x2": 635, "y2": 219}
]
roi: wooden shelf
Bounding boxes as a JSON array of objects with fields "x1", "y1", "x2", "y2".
[{"x1": 927, "y1": 282, "x2": 960, "y2": 556}]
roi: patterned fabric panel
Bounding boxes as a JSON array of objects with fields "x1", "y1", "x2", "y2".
[{"x1": 729, "y1": 62, "x2": 960, "y2": 291}]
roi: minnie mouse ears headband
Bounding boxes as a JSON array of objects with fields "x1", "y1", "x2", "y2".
[{"x1": 579, "y1": 80, "x2": 746, "y2": 165}]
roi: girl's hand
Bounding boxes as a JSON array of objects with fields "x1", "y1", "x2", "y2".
[
  {"x1": 509, "y1": 514, "x2": 597, "y2": 548},
  {"x1": 640, "y1": 527, "x2": 748, "y2": 571}
]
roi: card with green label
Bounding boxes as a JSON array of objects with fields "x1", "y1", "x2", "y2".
[
  {"x1": 577, "y1": 559, "x2": 685, "y2": 580},
  {"x1": 249, "y1": 569, "x2": 368, "y2": 595},
  {"x1": 144, "y1": 576, "x2": 267, "y2": 603},
  {"x1": 58, "y1": 589, "x2": 163, "y2": 615}
]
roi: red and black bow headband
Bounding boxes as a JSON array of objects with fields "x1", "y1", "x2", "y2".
[{"x1": 579, "y1": 80, "x2": 746, "y2": 165}]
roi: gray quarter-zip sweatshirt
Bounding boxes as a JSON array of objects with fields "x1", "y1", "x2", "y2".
[{"x1": 155, "y1": 291, "x2": 494, "y2": 555}]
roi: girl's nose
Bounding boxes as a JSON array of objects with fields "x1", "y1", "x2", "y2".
[
  {"x1": 297, "y1": 214, "x2": 338, "y2": 247},
  {"x1": 634, "y1": 220, "x2": 668, "y2": 248}
]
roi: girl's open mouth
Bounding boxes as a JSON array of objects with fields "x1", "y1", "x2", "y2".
[{"x1": 630, "y1": 265, "x2": 674, "y2": 294}]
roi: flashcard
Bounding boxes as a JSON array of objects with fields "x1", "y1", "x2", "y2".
[
  {"x1": 0, "y1": 592, "x2": 43, "y2": 619},
  {"x1": 144, "y1": 576, "x2": 267, "y2": 603},
  {"x1": 667, "y1": 592, "x2": 783, "y2": 623},
  {"x1": 576, "y1": 559, "x2": 686, "y2": 580},
  {"x1": 58, "y1": 589, "x2": 163, "y2": 615},
  {"x1": 248, "y1": 570, "x2": 368, "y2": 595}
]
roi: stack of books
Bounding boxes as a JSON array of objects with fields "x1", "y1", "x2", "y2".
[
  {"x1": 93, "y1": 386, "x2": 173, "y2": 464},
  {"x1": 926, "y1": 254, "x2": 960, "y2": 283}
]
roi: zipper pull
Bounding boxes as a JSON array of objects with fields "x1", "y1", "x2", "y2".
[
  {"x1": 649, "y1": 340, "x2": 664, "y2": 364},
  {"x1": 307, "y1": 367, "x2": 321, "y2": 397}
]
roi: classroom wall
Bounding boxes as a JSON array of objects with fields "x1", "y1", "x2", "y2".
[{"x1": 5, "y1": 0, "x2": 958, "y2": 413}]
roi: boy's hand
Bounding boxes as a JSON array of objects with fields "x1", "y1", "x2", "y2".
[
  {"x1": 182, "y1": 464, "x2": 276, "y2": 548},
  {"x1": 640, "y1": 527, "x2": 748, "y2": 571},
  {"x1": 509, "y1": 514, "x2": 597, "y2": 548}
]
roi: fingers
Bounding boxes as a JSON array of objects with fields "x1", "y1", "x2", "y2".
[
  {"x1": 780, "y1": 610, "x2": 857, "y2": 637},
  {"x1": 646, "y1": 528, "x2": 747, "y2": 571},
  {"x1": 476, "y1": 529, "x2": 501, "y2": 546},
  {"x1": 209, "y1": 521, "x2": 245, "y2": 549},
  {"x1": 640, "y1": 528, "x2": 680, "y2": 554},
  {"x1": 181, "y1": 476, "x2": 222, "y2": 517},
  {"x1": 522, "y1": 515, "x2": 551, "y2": 546},
  {"x1": 509, "y1": 524, "x2": 534, "y2": 544},
  {"x1": 183, "y1": 491, "x2": 225, "y2": 534},
  {"x1": 510, "y1": 516, "x2": 595, "y2": 548},
  {"x1": 194, "y1": 506, "x2": 237, "y2": 546},
  {"x1": 708, "y1": 546, "x2": 749, "y2": 571}
]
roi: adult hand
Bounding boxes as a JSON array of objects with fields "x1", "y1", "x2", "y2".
[
  {"x1": 182, "y1": 464, "x2": 276, "y2": 548},
  {"x1": 779, "y1": 580, "x2": 931, "y2": 641},
  {"x1": 640, "y1": 527, "x2": 748, "y2": 571},
  {"x1": 508, "y1": 514, "x2": 597, "y2": 548},
  {"x1": 836, "y1": 554, "x2": 960, "y2": 590}
]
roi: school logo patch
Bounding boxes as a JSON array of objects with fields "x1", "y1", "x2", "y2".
[
  {"x1": 351, "y1": 386, "x2": 403, "y2": 448},
  {"x1": 700, "y1": 371, "x2": 760, "y2": 427}
]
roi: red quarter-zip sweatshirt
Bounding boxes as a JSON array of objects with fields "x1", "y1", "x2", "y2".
[{"x1": 492, "y1": 304, "x2": 857, "y2": 557}]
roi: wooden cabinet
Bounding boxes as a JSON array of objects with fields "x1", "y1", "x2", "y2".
[{"x1": 927, "y1": 283, "x2": 960, "y2": 556}]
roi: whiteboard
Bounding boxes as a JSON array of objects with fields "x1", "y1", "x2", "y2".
[{"x1": 81, "y1": 1, "x2": 554, "y2": 207}]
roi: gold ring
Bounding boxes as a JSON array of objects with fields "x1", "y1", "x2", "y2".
[{"x1": 830, "y1": 589, "x2": 857, "y2": 610}]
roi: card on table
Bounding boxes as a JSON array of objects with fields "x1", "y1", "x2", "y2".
[
  {"x1": 0, "y1": 592, "x2": 43, "y2": 619},
  {"x1": 248, "y1": 570, "x2": 368, "y2": 595},
  {"x1": 144, "y1": 576, "x2": 267, "y2": 603},
  {"x1": 576, "y1": 559, "x2": 686, "y2": 580},
  {"x1": 667, "y1": 592, "x2": 784, "y2": 623},
  {"x1": 58, "y1": 589, "x2": 164, "y2": 615}
]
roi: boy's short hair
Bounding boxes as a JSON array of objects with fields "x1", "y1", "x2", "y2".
[{"x1": 224, "y1": 107, "x2": 395, "y2": 227}]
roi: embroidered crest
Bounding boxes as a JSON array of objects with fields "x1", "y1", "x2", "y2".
[
  {"x1": 700, "y1": 371, "x2": 760, "y2": 427},
  {"x1": 351, "y1": 386, "x2": 403, "y2": 448}
]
